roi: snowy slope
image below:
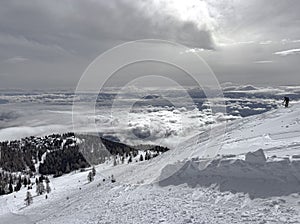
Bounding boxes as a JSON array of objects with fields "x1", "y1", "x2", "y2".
[
  {"x1": 1, "y1": 103, "x2": 300, "y2": 223},
  {"x1": 218, "y1": 104, "x2": 300, "y2": 157}
]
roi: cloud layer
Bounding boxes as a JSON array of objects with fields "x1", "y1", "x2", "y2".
[{"x1": 0, "y1": 0, "x2": 300, "y2": 88}]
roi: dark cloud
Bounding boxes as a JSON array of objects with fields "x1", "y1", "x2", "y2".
[
  {"x1": 0, "y1": 0, "x2": 214, "y2": 58},
  {"x1": 0, "y1": 0, "x2": 216, "y2": 88},
  {"x1": 0, "y1": 0, "x2": 299, "y2": 88}
]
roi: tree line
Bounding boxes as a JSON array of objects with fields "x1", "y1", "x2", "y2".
[{"x1": 0, "y1": 132, "x2": 170, "y2": 196}]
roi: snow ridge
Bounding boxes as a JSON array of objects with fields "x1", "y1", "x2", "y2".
[{"x1": 159, "y1": 149, "x2": 300, "y2": 198}]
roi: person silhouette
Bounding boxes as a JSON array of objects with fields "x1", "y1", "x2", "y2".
[{"x1": 283, "y1": 97, "x2": 290, "y2": 108}]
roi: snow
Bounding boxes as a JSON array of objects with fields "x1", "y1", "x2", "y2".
[
  {"x1": 159, "y1": 153, "x2": 300, "y2": 198},
  {"x1": 1, "y1": 103, "x2": 300, "y2": 223},
  {"x1": 1, "y1": 176, "x2": 300, "y2": 224}
]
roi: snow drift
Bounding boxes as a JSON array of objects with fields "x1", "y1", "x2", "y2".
[{"x1": 159, "y1": 149, "x2": 300, "y2": 198}]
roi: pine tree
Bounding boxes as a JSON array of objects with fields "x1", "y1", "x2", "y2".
[
  {"x1": 15, "y1": 179, "x2": 22, "y2": 192},
  {"x1": 145, "y1": 151, "x2": 151, "y2": 160},
  {"x1": 92, "y1": 166, "x2": 96, "y2": 177},
  {"x1": 87, "y1": 172, "x2": 94, "y2": 182},
  {"x1": 39, "y1": 182, "x2": 45, "y2": 195},
  {"x1": 23, "y1": 177, "x2": 28, "y2": 187},
  {"x1": 128, "y1": 156, "x2": 132, "y2": 163},
  {"x1": 139, "y1": 154, "x2": 144, "y2": 161},
  {"x1": 36, "y1": 181, "x2": 45, "y2": 195},
  {"x1": 113, "y1": 156, "x2": 117, "y2": 166},
  {"x1": 39, "y1": 175, "x2": 44, "y2": 182},
  {"x1": 45, "y1": 177, "x2": 50, "y2": 184},
  {"x1": 24, "y1": 191, "x2": 33, "y2": 206},
  {"x1": 8, "y1": 183, "x2": 13, "y2": 193},
  {"x1": 46, "y1": 182, "x2": 51, "y2": 194}
]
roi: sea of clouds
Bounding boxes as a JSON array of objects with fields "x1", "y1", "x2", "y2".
[{"x1": 0, "y1": 84, "x2": 299, "y2": 148}]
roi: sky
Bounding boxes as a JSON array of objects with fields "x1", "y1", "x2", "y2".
[{"x1": 0, "y1": 0, "x2": 300, "y2": 89}]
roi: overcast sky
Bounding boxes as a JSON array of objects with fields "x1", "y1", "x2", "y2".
[{"x1": 0, "y1": 0, "x2": 300, "y2": 89}]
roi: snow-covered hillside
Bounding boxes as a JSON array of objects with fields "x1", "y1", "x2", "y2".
[{"x1": 1, "y1": 103, "x2": 300, "y2": 223}]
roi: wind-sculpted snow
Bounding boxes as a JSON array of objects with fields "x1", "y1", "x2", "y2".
[{"x1": 159, "y1": 150, "x2": 300, "y2": 198}]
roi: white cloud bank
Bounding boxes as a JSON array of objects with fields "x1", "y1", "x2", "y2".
[{"x1": 274, "y1": 48, "x2": 300, "y2": 56}]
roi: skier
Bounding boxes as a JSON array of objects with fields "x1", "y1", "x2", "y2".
[{"x1": 283, "y1": 96, "x2": 290, "y2": 108}]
